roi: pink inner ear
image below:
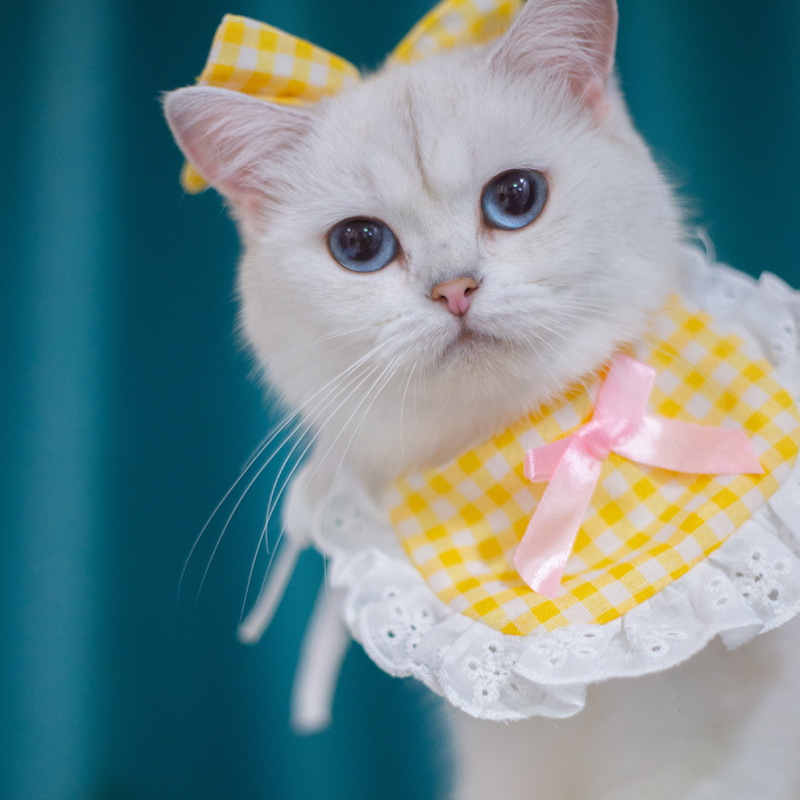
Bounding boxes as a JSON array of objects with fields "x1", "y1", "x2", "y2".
[
  {"x1": 490, "y1": 0, "x2": 618, "y2": 113},
  {"x1": 580, "y1": 77, "x2": 612, "y2": 121},
  {"x1": 164, "y1": 86, "x2": 314, "y2": 202}
]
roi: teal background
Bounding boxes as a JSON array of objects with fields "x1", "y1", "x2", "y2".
[{"x1": 2, "y1": 1, "x2": 798, "y2": 798}]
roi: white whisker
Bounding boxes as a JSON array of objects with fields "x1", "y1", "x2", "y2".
[
  {"x1": 188, "y1": 334, "x2": 397, "y2": 601},
  {"x1": 239, "y1": 339, "x2": 402, "y2": 615}
]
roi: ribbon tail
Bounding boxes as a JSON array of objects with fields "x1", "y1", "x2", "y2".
[
  {"x1": 291, "y1": 584, "x2": 350, "y2": 734},
  {"x1": 616, "y1": 415, "x2": 764, "y2": 475},
  {"x1": 514, "y1": 443, "x2": 601, "y2": 597},
  {"x1": 238, "y1": 539, "x2": 301, "y2": 643}
]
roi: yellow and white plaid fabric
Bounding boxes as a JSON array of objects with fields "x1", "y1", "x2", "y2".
[
  {"x1": 386, "y1": 298, "x2": 800, "y2": 636},
  {"x1": 392, "y1": 0, "x2": 522, "y2": 63},
  {"x1": 180, "y1": 0, "x2": 522, "y2": 192},
  {"x1": 180, "y1": 15, "x2": 360, "y2": 192}
]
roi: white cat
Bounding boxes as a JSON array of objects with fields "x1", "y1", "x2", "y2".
[{"x1": 165, "y1": 1, "x2": 800, "y2": 797}]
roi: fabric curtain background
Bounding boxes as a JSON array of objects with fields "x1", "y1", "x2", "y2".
[{"x1": 2, "y1": 1, "x2": 797, "y2": 798}]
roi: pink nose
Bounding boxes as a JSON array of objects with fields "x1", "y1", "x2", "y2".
[{"x1": 431, "y1": 276, "x2": 479, "y2": 317}]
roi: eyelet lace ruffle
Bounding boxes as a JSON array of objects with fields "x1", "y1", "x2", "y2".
[{"x1": 291, "y1": 249, "x2": 800, "y2": 721}]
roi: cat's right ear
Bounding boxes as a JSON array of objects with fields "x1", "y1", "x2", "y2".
[
  {"x1": 490, "y1": 0, "x2": 618, "y2": 119},
  {"x1": 163, "y1": 86, "x2": 314, "y2": 203}
]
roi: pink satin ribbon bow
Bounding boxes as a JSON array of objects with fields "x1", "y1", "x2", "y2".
[{"x1": 514, "y1": 354, "x2": 764, "y2": 598}]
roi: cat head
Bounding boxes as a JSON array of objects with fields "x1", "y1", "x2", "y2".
[{"x1": 164, "y1": 0, "x2": 684, "y2": 489}]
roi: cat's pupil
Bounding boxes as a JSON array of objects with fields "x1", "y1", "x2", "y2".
[
  {"x1": 338, "y1": 222, "x2": 383, "y2": 261},
  {"x1": 495, "y1": 173, "x2": 533, "y2": 216}
]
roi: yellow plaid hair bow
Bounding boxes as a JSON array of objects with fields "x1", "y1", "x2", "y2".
[{"x1": 180, "y1": 0, "x2": 523, "y2": 192}]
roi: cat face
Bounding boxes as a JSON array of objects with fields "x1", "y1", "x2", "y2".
[{"x1": 165, "y1": 0, "x2": 683, "y2": 488}]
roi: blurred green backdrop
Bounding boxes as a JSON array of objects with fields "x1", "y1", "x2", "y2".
[{"x1": 2, "y1": 1, "x2": 798, "y2": 798}]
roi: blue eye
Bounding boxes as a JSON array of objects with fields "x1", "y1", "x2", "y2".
[
  {"x1": 328, "y1": 218, "x2": 398, "y2": 272},
  {"x1": 481, "y1": 169, "x2": 547, "y2": 230}
]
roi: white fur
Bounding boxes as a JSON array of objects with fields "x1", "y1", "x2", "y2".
[
  {"x1": 450, "y1": 624, "x2": 800, "y2": 799},
  {"x1": 164, "y1": 1, "x2": 681, "y2": 495},
  {"x1": 161, "y1": 1, "x2": 800, "y2": 797}
]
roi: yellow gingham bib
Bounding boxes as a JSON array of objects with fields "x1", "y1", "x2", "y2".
[{"x1": 386, "y1": 298, "x2": 800, "y2": 636}]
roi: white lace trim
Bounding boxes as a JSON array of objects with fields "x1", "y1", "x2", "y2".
[{"x1": 292, "y1": 249, "x2": 800, "y2": 721}]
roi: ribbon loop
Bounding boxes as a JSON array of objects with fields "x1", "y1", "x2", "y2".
[
  {"x1": 514, "y1": 353, "x2": 764, "y2": 598},
  {"x1": 178, "y1": 0, "x2": 523, "y2": 193}
]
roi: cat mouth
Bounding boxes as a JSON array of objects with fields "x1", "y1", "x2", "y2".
[{"x1": 445, "y1": 323, "x2": 505, "y2": 354}]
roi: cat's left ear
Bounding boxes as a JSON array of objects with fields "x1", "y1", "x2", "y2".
[
  {"x1": 490, "y1": 0, "x2": 618, "y2": 120},
  {"x1": 163, "y1": 86, "x2": 315, "y2": 206}
]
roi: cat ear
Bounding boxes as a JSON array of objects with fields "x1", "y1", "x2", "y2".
[
  {"x1": 490, "y1": 0, "x2": 618, "y2": 118},
  {"x1": 163, "y1": 86, "x2": 314, "y2": 202}
]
